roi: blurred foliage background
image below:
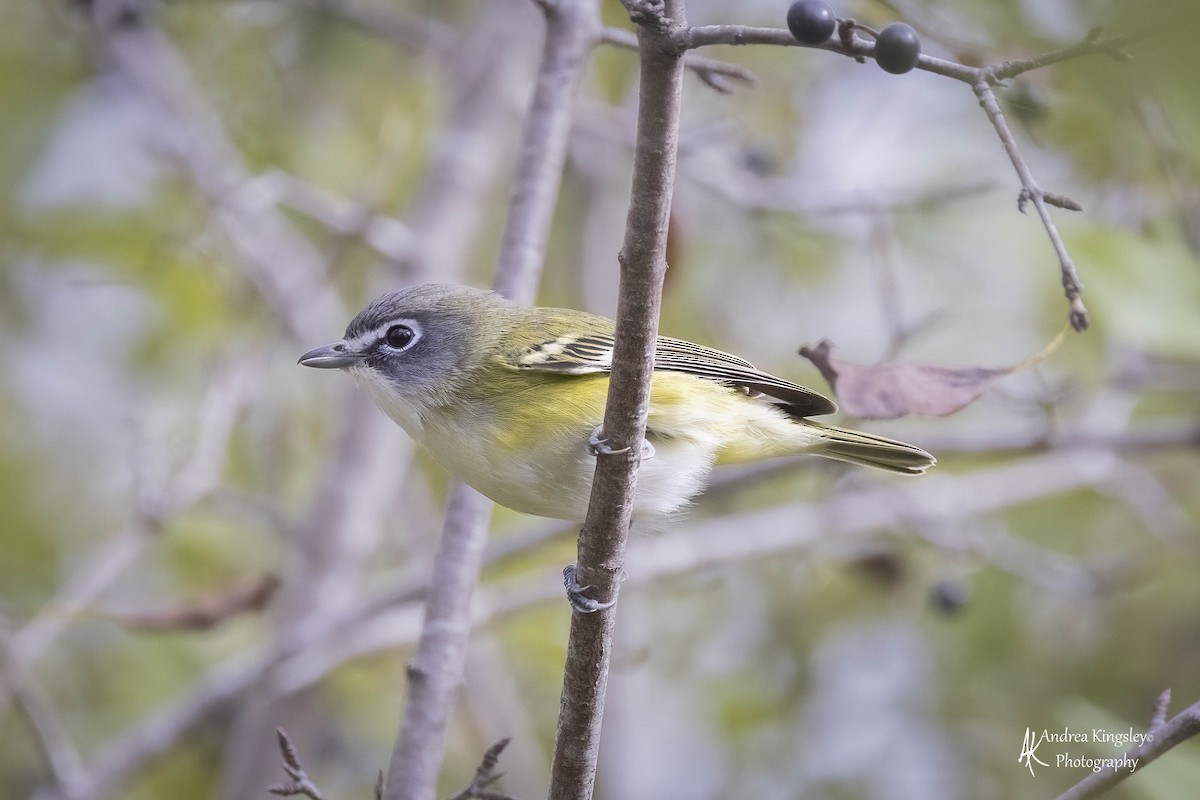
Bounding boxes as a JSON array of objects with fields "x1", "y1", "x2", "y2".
[{"x1": 2, "y1": 0, "x2": 1199, "y2": 798}]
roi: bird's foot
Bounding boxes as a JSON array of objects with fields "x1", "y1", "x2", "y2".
[
  {"x1": 587, "y1": 426, "x2": 655, "y2": 459},
  {"x1": 562, "y1": 564, "x2": 616, "y2": 614}
]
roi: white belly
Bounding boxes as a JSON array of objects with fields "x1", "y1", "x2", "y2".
[
  {"x1": 422, "y1": 417, "x2": 718, "y2": 523},
  {"x1": 351, "y1": 366, "x2": 724, "y2": 523}
]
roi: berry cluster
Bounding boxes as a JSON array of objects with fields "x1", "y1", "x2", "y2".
[{"x1": 785, "y1": 1, "x2": 922, "y2": 75}]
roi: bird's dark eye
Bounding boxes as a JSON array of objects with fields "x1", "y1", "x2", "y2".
[{"x1": 385, "y1": 324, "x2": 415, "y2": 350}]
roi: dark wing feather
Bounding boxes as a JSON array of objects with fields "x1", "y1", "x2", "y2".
[{"x1": 508, "y1": 330, "x2": 837, "y2": 417}]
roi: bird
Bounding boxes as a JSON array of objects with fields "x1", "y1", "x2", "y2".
[{"x1": 299, "y1": 284, "x2": 934, "y2": 524}]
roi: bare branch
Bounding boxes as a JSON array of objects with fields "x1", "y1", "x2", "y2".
[
  {"x1": 1055, "y1": 694, "x2": 1200, "y2": 800},
  {"x1": 675, "y1": 23, "x2": 1137, "y2": 84},
  {"x1": 548, "y1": 0, "x2": 686, "y2": 796}
]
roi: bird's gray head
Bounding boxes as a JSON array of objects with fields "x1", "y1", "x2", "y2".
[{"x1": 299, "y1": 284, "x2": 502, "y2": 412}]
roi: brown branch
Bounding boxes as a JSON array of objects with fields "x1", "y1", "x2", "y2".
[
  {"x1": 547, "y1": 0, "x2": 686, "y2": 797},
  {"x1": 383, "y1": 2, "x2": 600, "y2": 799},
  {"x1": 100, "y1": 574, "x2": 280, "y2": 633},
  {"x1": 1055, "y1": 693, "x2": 1200, "y2": 800}
]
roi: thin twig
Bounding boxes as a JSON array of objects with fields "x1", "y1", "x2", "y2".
[
  {"x1": 1055, "y1": 694, "x2": 1200, "y2": 800},
  {"x1": 990, "y1": 29, "x2": 1142, "y2": 82},
  {"x1": 973, "y1": 76, "x2": 1089, "y2": 330},
  {"x1": 446, "y1": 738, "x2": 517, "y2": 800},
  {"x1": 99, "y1": 574, "x2": 280, "y2": 633},
  {"x1": 600, "y1": 26, "x2": 755, "y2": 93},
  {"x1": 266, "y1": 728, "x2": 326, "y2": 800},
  {"x1": 547, "y1": 0, "x2": 686, "y2": 797}
]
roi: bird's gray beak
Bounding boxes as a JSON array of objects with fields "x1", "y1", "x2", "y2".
[{"x1": 298, "y1": 342, "x2": 362, "y2": 369}]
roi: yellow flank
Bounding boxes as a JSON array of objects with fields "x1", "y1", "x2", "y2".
[
  {"x1": 469, "y1": 366, "x2": 607, "y2": 453},
  {"x1": 647, "y1": 371, "x2": 822, "y2": 465},
  {"x1": 469, "y1": 361, "x2": 815, "y2": 465}
]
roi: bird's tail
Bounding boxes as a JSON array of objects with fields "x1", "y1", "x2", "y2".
[{"x1": 805, "y1": 421, "x2": 935, "y2": 475}]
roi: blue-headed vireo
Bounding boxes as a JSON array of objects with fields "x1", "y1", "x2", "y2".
[{"x1": 299, "y1": 284, "x2": 934, "y2": 522}]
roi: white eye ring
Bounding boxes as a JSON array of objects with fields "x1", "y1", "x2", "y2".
[
  {"x1": 381, "y1": 319, "x2": 421, "y2": 351},
  {"x1": 388, "y1": 323, "x2": 422, "y2": 352}
]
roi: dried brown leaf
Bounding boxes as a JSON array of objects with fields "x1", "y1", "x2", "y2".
[{"x1": 798, "y1": 327, "x2": 1066, "y2": 420}]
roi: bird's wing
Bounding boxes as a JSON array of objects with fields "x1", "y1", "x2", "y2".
[{"x1": 505, "y1": 329, "x2": 837, "y2": 418}]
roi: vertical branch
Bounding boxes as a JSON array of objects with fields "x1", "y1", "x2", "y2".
[
  {"x1": 384, "y1": 484, "x2": 494, "y2": 800},
  {"x1": 383, "y1": 2, "x2": 600, "y2": 799},
  {"x1": 494, "y1": 1, "x2": 601, "y2": 301},
  {"x1": 547, "y1": 1, "x2": 687, "y2": 798}
]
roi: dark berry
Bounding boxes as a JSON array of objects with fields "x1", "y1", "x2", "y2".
[
  {"x1": 786, "y1": 0, "x2": 837, "y2": 46},
  {"x1": 930, "y1": 579, "x2": 970, "y2": 614},
  {"x1": 874, "y1": 22, "x2": 921, "y2": 74}
]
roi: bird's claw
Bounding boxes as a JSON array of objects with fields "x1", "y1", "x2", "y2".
[
  {"x1": 587, "y1": 427, "x2": 629, "y2": 456},
  {"x1": 563, "y1": 564, "x2": 616, "y2": 614},
  {"x1": 587, "y1": 426, "x2": 655, "y2": 459}
]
